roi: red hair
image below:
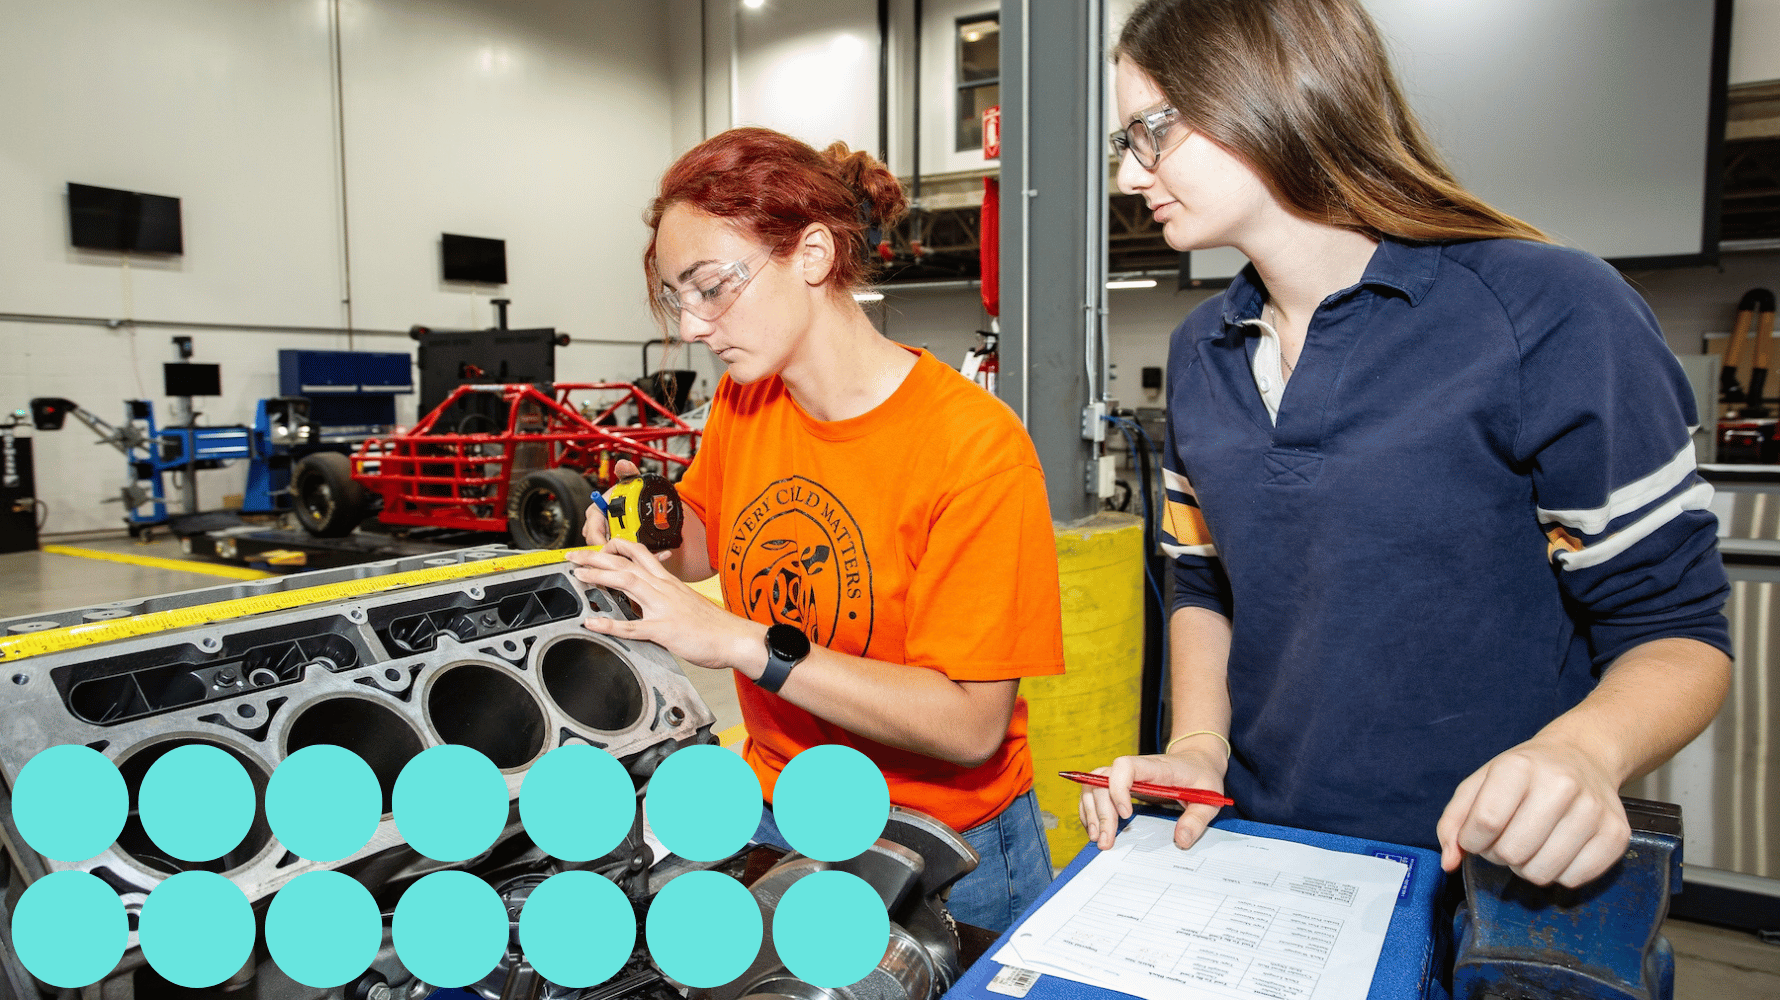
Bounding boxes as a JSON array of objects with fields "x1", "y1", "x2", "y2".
[{"x1": 644, "y1": 128, "x2": 907, "y2": 321}]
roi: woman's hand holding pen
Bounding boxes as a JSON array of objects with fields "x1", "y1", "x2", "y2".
[
  {"x1": 566, "y1": 537, "x2": 766, "y2": 674},
  {"x1": 1079, "y1": 744, "x2": 1228, "y2": 853}
]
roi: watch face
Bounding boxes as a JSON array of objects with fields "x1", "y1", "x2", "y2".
[{"x1": 766, "y1": 623, "x2": 811, "y2": 661}]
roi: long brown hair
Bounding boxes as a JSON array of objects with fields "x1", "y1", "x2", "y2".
[{"x1": 1116, "y1": 0, "x2": 1547, "y2": 244}]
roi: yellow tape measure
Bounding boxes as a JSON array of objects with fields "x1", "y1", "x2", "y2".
[
  {"x1": 0, "y1": 546, "x2": 596, "y2": 664},
  {"x1": 598, "y1": 474, "x2": 684, "y2": 552}
]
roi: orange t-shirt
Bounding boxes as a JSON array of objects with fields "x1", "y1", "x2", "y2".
[{"x1": 676, "y1": 347, "x2": 1066, "y2": 833}]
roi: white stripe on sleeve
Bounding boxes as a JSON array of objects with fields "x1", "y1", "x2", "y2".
[
  {"x1": 1538, "y1": 443, "x2": 1697, "y2": 536},
  {"x1": 1554, "y1": 481, "x2": 1714, "y2": 571}
]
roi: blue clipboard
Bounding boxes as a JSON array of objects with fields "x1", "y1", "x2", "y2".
[{"x1": 944, "y1": 813, "x2": 1446, "y2": 1000}]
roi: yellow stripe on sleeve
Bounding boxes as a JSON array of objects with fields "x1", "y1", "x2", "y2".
[{"x1": 1164, "y1": 498, "x2": 1213, "y2": 547}]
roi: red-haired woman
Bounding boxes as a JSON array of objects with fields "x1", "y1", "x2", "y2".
[
  {"x1": 565, "y1": 127, "x2": 1065, "y2": 932},
  {"x1": 1082, "y1": 0, "x2": 1730, "y2": 897}
]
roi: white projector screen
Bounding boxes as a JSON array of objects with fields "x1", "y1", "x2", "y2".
[{"x1": 1182, "y1": 0, "x2": 1730, "y2": 283}]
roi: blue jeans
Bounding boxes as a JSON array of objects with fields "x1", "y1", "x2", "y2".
[{"x1": 751, "y1": 789, "x2": 1053, "y2": 934}]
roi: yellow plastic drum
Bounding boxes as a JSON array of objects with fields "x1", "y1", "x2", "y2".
[{"x1": 1025, "y1": 512, "x2": 1145, "y2": 865}]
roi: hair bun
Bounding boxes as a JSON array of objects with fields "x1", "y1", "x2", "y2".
[{"x1": 822, "y1": 142, "x2": 909, "y2": 231}]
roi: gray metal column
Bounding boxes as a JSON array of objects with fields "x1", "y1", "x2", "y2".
[{"x1": 999, "y1": 0, "x2": 1107, "y2": 521}]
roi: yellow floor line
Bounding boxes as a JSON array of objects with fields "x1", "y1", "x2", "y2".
[
  {"x1": 43, "y1": 545, "x2": 275, "y2": 581},
  {"x1": 718, "y1": 723, "x2": 747, "y2": 747}
]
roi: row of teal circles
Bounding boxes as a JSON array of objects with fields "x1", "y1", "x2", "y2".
[{"x1": 9, "y1": 741, "x2": 894, "y2": 990}]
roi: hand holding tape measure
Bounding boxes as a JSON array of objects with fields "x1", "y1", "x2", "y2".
[{"x1": 585, "y1": 459, "x2": 684, "y2": 552}]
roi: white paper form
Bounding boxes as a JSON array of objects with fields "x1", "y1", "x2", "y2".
[{"x1": 992, "y1": 816, "x2": 1409, "y2": 1000}]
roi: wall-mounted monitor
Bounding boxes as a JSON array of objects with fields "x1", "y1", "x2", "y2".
[
  {"x1": 68, "y1": 183, "x2": 183, "y2": 254},
  {"x1": 163, "y1": 363, "x2": 221, "y2": 398},
  {"x1": 442, "y1": 233, "x2": 507, "y2": 284}
]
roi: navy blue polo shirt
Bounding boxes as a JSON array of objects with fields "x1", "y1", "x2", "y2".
[{"x1": 1159, "y1": 237, "x2": 1730, "y2": 850}]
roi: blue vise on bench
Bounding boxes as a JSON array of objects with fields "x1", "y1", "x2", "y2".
[{"x1": 1453, "y1": 797, "x2": 1682, "y2": 1000}]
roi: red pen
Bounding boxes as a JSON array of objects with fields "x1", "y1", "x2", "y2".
[{"x1": 1059, "y1": 770, "x2": 1234, "y2": 808}]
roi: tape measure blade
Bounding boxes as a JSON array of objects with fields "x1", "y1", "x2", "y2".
[{"x1": 0, "y1": 547, "x2": 589, "y2": 662}]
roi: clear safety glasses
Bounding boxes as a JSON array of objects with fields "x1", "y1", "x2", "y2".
[
  {"x1": 655, "y1": 247, "x2": 774, "y2": 323},
  {"x1": 1109, "y1": 103, "x2": 1186, "y2": 171}
]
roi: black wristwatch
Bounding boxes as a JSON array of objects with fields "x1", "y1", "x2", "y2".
[{"x1": 757, "y1": 623, "x2": 811, "y2": 693}]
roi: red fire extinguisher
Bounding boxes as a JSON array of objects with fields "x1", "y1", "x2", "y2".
[
  {"x1": 976, "y1": 333, "x2": 999, "y2": 395},
  {"x1": 962, "y1": 331, "x2": 999, "y2": 396}
]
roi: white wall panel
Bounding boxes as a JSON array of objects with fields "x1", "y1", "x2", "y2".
[
  {"x1": 870, "y1": 285, "x2": 992, "y2": 367},
  {"x1": 338, "y1": 0, "x2": 671, "y2": 342},
  {"x1": 918, "y1": 0, "x2": 999, "y2": 176},
  {"x1": 733, "y1": 0, "x2": 878, "y2": 154},
  {"x1": 713, "y1": 0, "x2": 997, "y2": 176},
  {"x1": 0, "y1": 0, "x2": 679, "y2": 535},
  {"x1": 666, "y1": 0, "x2": 709, "y2": 155},
  {"x1": 0, "y1": 0, "x2": 342, "y2": 325},
  {"x1": 1733, "y1": 0, "x2": 1780, "y2": 85}
]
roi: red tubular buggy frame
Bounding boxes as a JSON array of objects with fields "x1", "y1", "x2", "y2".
[{"x1": 351, "y1": 382, "x2": 700, "y2": 532}]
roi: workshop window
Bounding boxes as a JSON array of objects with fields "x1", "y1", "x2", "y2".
[{"x1": 955, "y1": 15, "x2": 999, "y2": 152}]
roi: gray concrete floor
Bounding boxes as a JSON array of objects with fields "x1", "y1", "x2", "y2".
[
  {"x1": 0, "y1": 533, "x2": 251, "y2": 618},
  {"x1": 4, "y1": 534, "x2": 1778, "y2": 996}
]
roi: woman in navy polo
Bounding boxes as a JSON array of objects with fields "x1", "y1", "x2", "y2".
[{"x1": 1081, "y1": 0, "x2": 1731, "y2": 892}]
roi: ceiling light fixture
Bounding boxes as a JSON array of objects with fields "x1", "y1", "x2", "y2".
[
  {"x1": 742, "y1": 0, "x2": 765, "y2": 9},
  {"x1": 853, "y1": 291, "x2": 885, "y2": 303},
  {"x1": 1106, "y1": 279, "x2": 1158, "y2": 289}
]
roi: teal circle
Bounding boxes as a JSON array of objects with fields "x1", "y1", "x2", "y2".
[
  {"x1": 645, "y1": 871, "x2": 761, "y2": 987},
  {"x1": 518, "y1": 872, "x2": 635, "y2": 987},
  {"x1": 267, "y1": 745, "x2": 381, "y2": 862},
  {"x1": 645, "y1": 745, "x2": 760, "y2": 862},
  {"x1": 13, "y1": 744, "x2": 127, "y2": 862},
  {"x1": 11, "y1": 871, "x2": 127, "y2": 987},
  {"x1": 392, "y1": 745, "x2": 508, "y2": 862},
  {"x1": 266, "y1": 872, "x2": 381, "y2": 988},
  {"x1": 139, "y1": 871, "x2": 255, "y2": 988},
  {"x1": 391, "y1": 871, "x2": 509, "y2": 988},
  {"x1": 137, "y1": 744, "x2": 255, "y2": 863},
  {"x1": 519, "y1": 745, "x2": 634, "y2": 861},
  {"x1": 773, "y1": 871, "x2": 888, "y2": 987},
  {"x1": 774, "y1": 745, "x2": 889, "y2": 861}
]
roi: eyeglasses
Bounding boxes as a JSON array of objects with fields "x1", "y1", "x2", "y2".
[
  {"x1": 655, "y1": 247, "x2": 774, "y2": 323},
  {"x1": 1110, "y1": 103, "x2": 1186, "y2": 171}
]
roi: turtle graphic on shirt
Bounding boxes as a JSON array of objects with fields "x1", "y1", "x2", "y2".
[
  {"x1": 724, "y1": 476, "x2": 873, "y2": 652},
  {"x1": 744, "y1": 538, "x2": 830, "y2": 632}
]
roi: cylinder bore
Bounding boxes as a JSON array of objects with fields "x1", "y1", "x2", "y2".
[
  {"x1": 427, "y1": 663, "x2": 547, "y2": 769},
  {"x1": 116, "y1": 739, "x2": 273, "y2": 876},
  {"x1": 284, "y1": 697, "x2": 425, "y2": 814},
  {"x1": 539, "y1": 637, "x2": 646, "y2": 733}
]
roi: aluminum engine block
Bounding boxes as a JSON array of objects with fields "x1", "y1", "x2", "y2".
[{"x1": 0, "y1": 545, "x2": 715, "y2": 1000}]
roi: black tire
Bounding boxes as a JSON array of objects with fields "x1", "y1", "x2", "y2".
[
  {"x1": 506, "y1": 468, "x2": 593, "y2": 549},
  {"x1": 292, "y1": 452, "x2": 371, "y2": 537}
]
